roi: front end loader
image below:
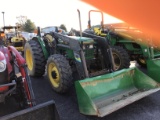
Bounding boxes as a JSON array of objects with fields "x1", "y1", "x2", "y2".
[
  {"x1": 24, "y1": 10, "x2": 160, "y2": 117},
  {"x1": 0, "y1": 34, "x2": 59, "y2": 120},
  {"x1": 0, "y1": 100, "x2": 59, "y2": 120}
]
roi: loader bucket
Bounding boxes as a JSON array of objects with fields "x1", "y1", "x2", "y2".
[
  {"x1": 147, "y1": 58, "x2": 160, "y2": 82},
  {"x1": 0, "y1": 100, "x2": 59, "y2": 120},
  {"x1": 75, "y1": 67, "x2": 160, "y2": 117}
]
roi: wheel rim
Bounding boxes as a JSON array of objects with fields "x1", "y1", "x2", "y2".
[
  {"x1": 26, "y1": 49, "x2": 33, "y2": 71},
  {"x1": 48, "y1": 63, "x2": 60, "y2": 88},
  {"x1": 113, "y1": 53, "x2": 121, "y2": 70},
  {"x1": 139, "y1": 58, "x2": 146, "y2": 64}
]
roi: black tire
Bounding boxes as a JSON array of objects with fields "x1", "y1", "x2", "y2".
[
  {"x1": 47, "y1": 54, "x2": 73, "y2": 93},
  {"x1": 112, "y1": 46, "x2": 130, "y2": 70},
  {"x1": 24, "y1": 40, "x2": 46, "y2": 77}
]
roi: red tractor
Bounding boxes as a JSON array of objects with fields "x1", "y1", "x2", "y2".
[
  {"x1": 0, "y1": 32, "x2": 36, "y2": 108},
  {"x1": 0, "y1": 32, "x2": 60, "y2": 120}
]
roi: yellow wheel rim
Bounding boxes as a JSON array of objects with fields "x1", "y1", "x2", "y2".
[
  {"x1": 139, "y1": 58, "x2": 146, "y2": 64},
  {"x1": 26, "y1": 49, "x2": 33, "y2": 71},
  {"x1": 113, "y1": 53, "x2": 121, "y2": 70},
  {"x1": 48, "y1": 63, "x2": 60, "y2": 88}
]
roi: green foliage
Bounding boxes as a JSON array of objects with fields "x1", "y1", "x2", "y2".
[
  {"x1": 60, "y1": 24, "x2": 67, "y2": 32},
  {"x1": 22, "y1": 19, "x2": 36, "y2": 32}
]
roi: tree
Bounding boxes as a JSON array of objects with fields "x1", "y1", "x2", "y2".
[
  {"x1": 60, "y1": 24, "x2": 67, "y2": 32},
  {"x1": 23, "y1": 19, "x2": 36, "y2": 32},
  {"x1": 16, "y1": 16, "x2": 27, "y2": 31},
  {"x1": 16, "y1": 15, "x2": 27, "y2": 25}
]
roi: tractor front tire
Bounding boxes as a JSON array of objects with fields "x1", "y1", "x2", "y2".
[
  {"x1": 24, "y1": 40, "x2": 46, "y2": 77},
  {"x1": 47, "y1": 54, "x2": 73, "y2": 93},
  {"x1": 112, "y1": 46, "x2": 130, "y2": 70}
]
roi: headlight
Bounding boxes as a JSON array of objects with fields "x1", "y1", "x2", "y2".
[{"x1": 0, "y1": 61, "x2": 6, "y2": 72}]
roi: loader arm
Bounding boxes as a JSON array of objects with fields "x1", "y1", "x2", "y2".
[
  {"x1": 83, "y1": 31, "x2": 114, "y2": 71},
  {"x1": 8, "y1": 46, "x2": 36, "y2": 106}
]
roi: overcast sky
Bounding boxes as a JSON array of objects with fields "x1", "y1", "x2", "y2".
[{"x1": 0, "y1": 0, "x2": 122, "y2": 30}]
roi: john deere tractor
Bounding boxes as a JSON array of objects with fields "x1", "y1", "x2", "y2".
[
  {"x1": 24, "y1": 10, "x2": 160, "y2": 117},
  {"x1": 83, "y1": 10, "x2": 160, "y2": 68},
  {"x1": 70, "y1": 11, "x2": 131, "y2": 70}
]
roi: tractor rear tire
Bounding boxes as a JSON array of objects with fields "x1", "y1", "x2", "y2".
[
  {"x1": 47, "y1": 54, "x2": 73, "y2": 93},
  {"x1": 24, "y1": 40, "x2": 46, "y2": 77},
  {"x1": 112, "y1": 46, "x2": 130, "y2": 70}
]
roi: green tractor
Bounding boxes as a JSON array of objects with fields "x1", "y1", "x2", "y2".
[
  {"x1": 83, "y1": 10, "x2": 160, "y2": 68},
  {"x1": 70, "y1": 10, "x2": 131, "y2": 71},
  {"x1": 24, "y1": 10, "x2": 160, "y2": 117}
]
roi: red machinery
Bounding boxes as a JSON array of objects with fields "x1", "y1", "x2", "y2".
[
  {"x1": 0, "y1": 32, "x2": 60, "y2": 120},
  {"x1": 0, "y1": 35, "x2": 35, "y2": 107}
]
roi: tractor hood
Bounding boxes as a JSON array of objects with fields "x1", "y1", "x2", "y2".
[{"x1": 68, "y1": 36, "x2": 94, "y2": 44}]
